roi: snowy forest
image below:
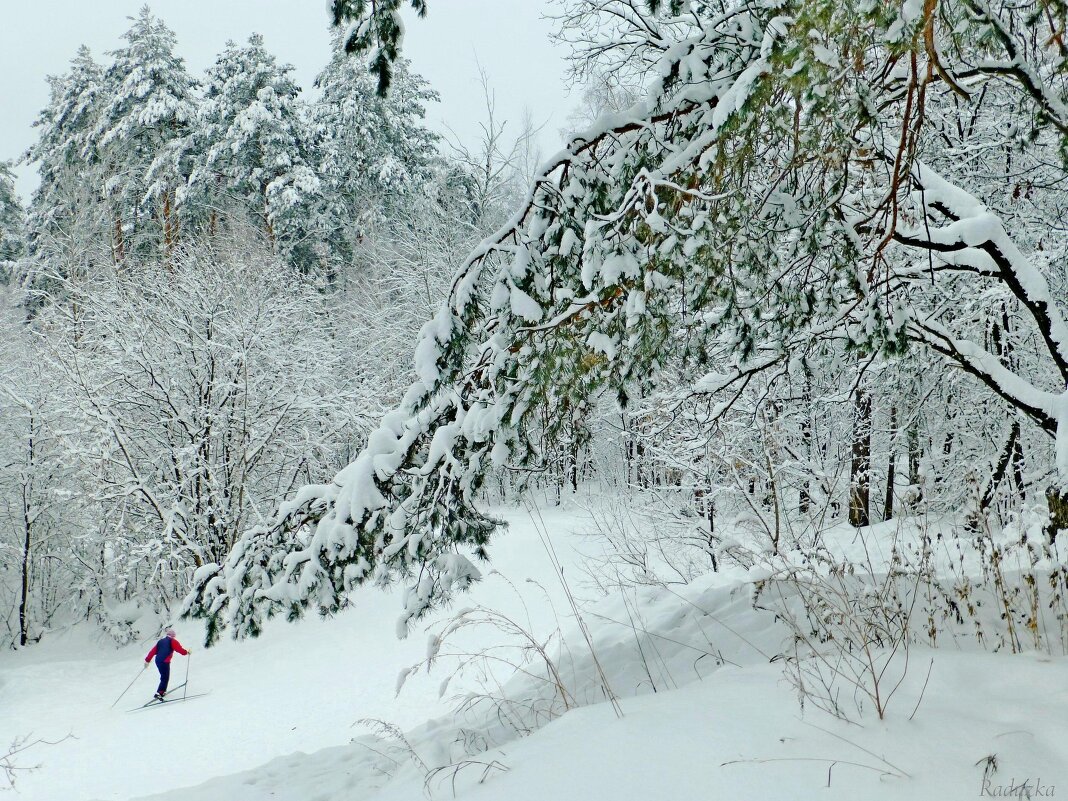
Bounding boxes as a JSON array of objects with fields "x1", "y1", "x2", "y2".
[
  {"x1": 0, "y1": 7, "x2": 533, "y2": 649},
  {"x1": 3, "y1": 0, "x2": 1068, "y2": 799}
]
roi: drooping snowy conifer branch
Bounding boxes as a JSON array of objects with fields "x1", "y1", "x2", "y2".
[
  {"x1": 185, "y1": 5, "x2": 810, "y2": 641},
  {"x1": 330, "y1": 0, "x2": 428, "y2": 95},
  {"x1": 186, "y1": 0, "x2": 1068, "y2": 642}
]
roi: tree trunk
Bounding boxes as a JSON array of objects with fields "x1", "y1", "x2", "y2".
[
  {"x1": 1011, "y1": 429, "x2": 1025, "y2": 503},
  {"x1": 1047, "y1": 486, "x2": 1068, "y2": 543},
  {"x1": 707, "y1": 496, "x2": 718, "y2": 572},
  {"x1": 19, "y1": 507, "x2": 31, "y2": 647},
  {"x1": 799, "y1": 379, "x2": 812, "y2": 514},
  {"x1": 162, "y1": 188, "x2": 176, "y2": 262},
  {"x1": 907, "y1": 423, "x2": 922, "y2": 498},
  {"x1": 113, "y1": 215, "x2": 125, "y2": 264},
  {"x1": 568, "y1": 437, "x2": 579, "y2": 493},
  {"x1": 693, "y1": 482, "x2": 718, "y2": 571},
  {"x1": 18, "y1": 420, "x2": 34, "y2": 647},
  {"x1": 264, "y1": 208, "x2": 276, "y2": 248},
  {"x1": 981, "y1": 421, "x2": 1021, "y2": 513},
  {"x1": 849, "y1": 389, "x2": 871, "y2": 528},
  {"x1": 883, "y1": 404, "x2": 897, "y2": 521}
]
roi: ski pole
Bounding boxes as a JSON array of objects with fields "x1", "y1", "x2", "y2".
[
  {"x1": 184, "y1": 652, "x2": 190, "y2": 700},
  {"x1": 111, "y1": 662, "x2": 148, "y2": 709}
]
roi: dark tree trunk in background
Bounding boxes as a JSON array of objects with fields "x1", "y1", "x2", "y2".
[
  {"x1": 907, "y1": 423, "x2": 922, "y2": 504},
  {"x1": 1011, "y1": 430, "x2": 1025, "y2": 503},
  {"x1": 19, "y1": 510, "x2": 31, "y2": 647},
  {"x1": 981, "y1": 421, "x2": 1021, "y2": 514},
  {"x1": 162, "y1": 188, "x2": 176, "y2": 261},
  {"x1": 636, "y1": 439, "x2": 647, "y2": 489},
  {"x1": 694, "y1": 483, "x2": 718, "y2": 571},
  {"x1": 568, "y1": 437, "x2": 579, "y2": 493},
  {"x1": 883, "y1": 405, "x2": 897, "y2": 522},
  {"x1": 849, "y1": 389, "x2": 871, "y2": 528},
  {"x1": 990, "y1": 311, "x2": 1027, "y2": 506},
  {"x1": 113, "y1": 215, "x2": 125, "y2": 263}
]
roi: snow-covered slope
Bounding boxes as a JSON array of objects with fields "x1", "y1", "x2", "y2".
[
  {"x1": 130, "y1": 566, "x2": 1068, "y2": 801},
  {"x1": 147, "y1": 648, "x2": 1065, "y2": 801},
  {"x1": 5, "y1": 502, "x2": 1068, "y2": 801},
  {"x1": 0, "y1": 505, "x2": 590, "y2": 801}
]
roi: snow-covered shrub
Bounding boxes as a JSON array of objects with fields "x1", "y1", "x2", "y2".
[
  {"x1": 398, "y1": 599, "x2": 579, "y2": 735},
  {"x1": 577, "y1": 491, "x2": 719, "y2": 591},
  {"x1": 570, "y1": 475, "x2": 1068, "y2": 724}
]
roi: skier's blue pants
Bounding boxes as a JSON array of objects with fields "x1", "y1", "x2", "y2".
[{"x1": 155, "y1": 659, "x2": 170, "y2": 695}]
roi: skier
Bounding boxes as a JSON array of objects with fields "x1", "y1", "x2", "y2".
[{"x1": 144, "y1": 628, "x2": 191, "y2": 701}]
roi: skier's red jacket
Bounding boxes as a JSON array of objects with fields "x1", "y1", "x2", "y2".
[{"x1": 145, "y1": 635, "x2": 188, "y2": 664}]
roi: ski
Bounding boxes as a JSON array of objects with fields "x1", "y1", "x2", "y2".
[
  {"x1": 127, "y1": 691, "x2": 209, "y2": 713},
  {"x1": 130, "y1": 697, "x2": 165, "y2": 711},
  {"x1": 128, "y1": 681, "x2": 189, "y2": 710}
]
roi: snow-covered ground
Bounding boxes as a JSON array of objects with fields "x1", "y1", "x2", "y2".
[
  {"x1": 4, "y1": 501, "x2": 1068, "y2": 801},
  {"x1": 148, "y1": 649, "x2": 1065, "y2": 801},
  {"x1": 1, "y1": 505, "x2": 592, "y2": 801}
]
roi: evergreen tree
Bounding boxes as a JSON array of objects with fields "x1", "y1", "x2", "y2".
[
  {"x1": 185, "y1": 34, "x2": 323, "y2": 273},
  {"x1": 311, "y1": 40, "x2": 439, "y2": 268},
  {"x1": 0, "y1": 163, "x2": 25, "y2": 283},
  {"x1": 23, "y1": 46, "x2": 110, "y2": 279},
  {"x1": 93, "y1": 6, "x2": 197, "y2": 262}
]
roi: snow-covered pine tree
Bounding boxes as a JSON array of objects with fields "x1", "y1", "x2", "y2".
[
  {"x1": 186, "y1": 0, "x2": 1068, "y2": 643},
  {"x1": 184, "y1": 34, "x2": 323, "y2": 274},
  {"x1": 311, "y1": 38, "x2": 439, "y2": 270},
  {"x1": 0, "y1": 164, "x2": 24, "y2": 284},
  {"x1": 22, "y1": 46, "x2": 111, "y2": 290},
  {"x1": 92, "y1": 6, "x2": 197, "y2": 262}
]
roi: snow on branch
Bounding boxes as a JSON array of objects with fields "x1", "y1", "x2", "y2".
[
  {"x1": 183, "y1": 7, "x2": 793, "y2": 643},
  {"x1": 898, "y1": 160, "x2": 1068, "y2": 382}
]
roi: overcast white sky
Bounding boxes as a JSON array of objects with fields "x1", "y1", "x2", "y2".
[{"x1": 0, "y1": 0, "x2": 575, "y2": 201}]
